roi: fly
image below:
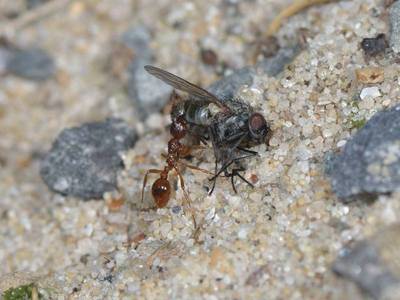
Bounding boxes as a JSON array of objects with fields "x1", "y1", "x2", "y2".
[{"x1": 144, "y1": 65, "x2": 271, "y2": 195}]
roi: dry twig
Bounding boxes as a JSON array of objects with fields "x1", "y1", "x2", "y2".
[
  {"x1": 265, "y1": 0, "x2": 340, "y2": 37},
  {"x1": 0, "y1": 0, "x2": 73, "y2": 39}
]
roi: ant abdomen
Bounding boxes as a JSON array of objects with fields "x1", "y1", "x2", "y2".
[{"x1": 152, "y1": 178, "x2": 171, "y2": 208}]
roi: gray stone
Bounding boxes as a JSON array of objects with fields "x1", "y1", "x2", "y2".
[
  {"x1": 26, "y1": 0, "x2": 47, "y2": 9},
  {"x1": 128, "y1": 64, "x2": 172, "y2": 118},
  {"x1": 121, "y1": 26, "x2": 153, "y2": 62},
  {"x1": 325, "y1": 104, "x2": 400, "y2": 200},
  {"x1": 333, "y1": 241, "x2": 400, "y2": 300},
  {"x1": 256, "y1": 44, "x2": 301, "y2": 77},
  {"x1": 390, "y1": 0, "x2": 400, "y2": 54},
  {"x1": 40, "y1": 118, "x2": 137, "y2": 199},
  {"x1": 6, "y1": 47, "x2": 55, "y2": 81},
  {"x1": 208, "y1": 66, "x2": 255, "y2": 102},
  {"x1": 208, "y1": 45, "x2": 300, "y2": 102},
  {"x1": 0, "y1": 47, "x2": 12, "y2": 74},
  {"x1": 125, "y1": 26, "x2": 172, "y2": 119}
]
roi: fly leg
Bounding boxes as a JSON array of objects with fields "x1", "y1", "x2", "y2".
[
  {"x1": 208, "y1": 151, "x2": 257, "y2": 195},
  {"x1": 208, "y1": 159, "x2": 235, "y2": 195},
  {"x1": 226, "y1": 167, "x2": 254, "y2": 193},
  {"x1": 237, "y1": 147, "x2": 258, "y2": 157}
]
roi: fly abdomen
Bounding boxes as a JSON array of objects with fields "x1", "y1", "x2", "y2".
[{"x1": 173, "y1": 100, "x2": 212, "y2": 126}]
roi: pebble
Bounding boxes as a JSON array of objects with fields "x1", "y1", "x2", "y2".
[
  {"x1": 200, "y1": 48, "x2": 218, "y2": 66},
  {"x1": 389, "y1": 0, "x2": 400, "y2": 53},
  {"x1": 125, "y1": 26, "x2": 172, "y2": 119},
  {"x1": 26, "y1": 0, "x2": 47, "y2": 9},
  {"x1": 333, "y1": 224, "x2": 400, "y2": 299},
  {"x1": 360, "y1": 86, "x2": 381, "y2": 100},
  {"x1": 0, "y1": 46, "x2": 13, "y2": 74},
  {"x1": 360, "y1": 34, "x2": 388, "y2": 56},
  {"x1": 40, "y1": 118, "x2": 137, "y2": 199},
  {"x1": 6, "y1": 47, "x2": 55, "y2": 81},
  {"x1": 355, "y1": 67, "x2": 384, "y2": 84},
  {"x1": 326, "y1": 104, "x2": 400, "y2": 200}
]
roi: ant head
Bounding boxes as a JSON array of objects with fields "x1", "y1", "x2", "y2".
[{"x1": 248, "y1": 113, "x2": 269, "y2": 143}]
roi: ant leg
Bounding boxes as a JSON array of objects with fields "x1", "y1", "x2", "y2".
[
  {"x1": 173, "y1": 167, "x2": 197, "y2": 229},
  {"x1": 178, "y1": 161, "x2": 213, "y2": 175},
  {"x1": 161, "y1": 153, "x2": 211, "y2": 175},
  {"x1": 141, "y1": 169, "x2": 163, "y2": 204}
]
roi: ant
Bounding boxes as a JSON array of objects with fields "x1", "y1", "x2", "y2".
[{"x1": 141, "y1": 109, "x2": 211, "y2": 226}]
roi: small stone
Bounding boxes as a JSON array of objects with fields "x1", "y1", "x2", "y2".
[
  {"x1": 125, "y1": 26, "x2": 172, "y2": 119},
  {"x1": 6, "y1": 47, "x2": 55, "y2": 81},
  {"x1": 389, "y1": 0, "x2": 400, "y2": 53},
  {"x1": 360, "y1": 86, "x2": 381, "y2": 100},
  {"x1": 200, "y1": 48, "x2": 218, "y2": 66},
  {"x1": 361, "y1": 34, "x2": 388, "y2": 56},
  {"x1": 40, "y1": 118, "x2": 137, "y2": 199},
  {"x1": 355, "y1": 67, "x2": 384, "y2": 84},
  {"x1": 325, "y1": 104, "x2": 400, "y2": 200}
]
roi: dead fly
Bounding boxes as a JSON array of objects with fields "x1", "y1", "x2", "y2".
[{"x1": 143, "y1": 65, "x2": 271, "y2": 199}]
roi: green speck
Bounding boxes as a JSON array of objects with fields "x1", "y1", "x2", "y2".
[
  {"x1": 350, "y1": 100, "x2": 359, "y2": 109},
  {"x1": 3, "y1": 283, "x2": 37, "y2": 300},
  {"x1": 350, "y1": 118, "x2": 366, "y2": 129}
]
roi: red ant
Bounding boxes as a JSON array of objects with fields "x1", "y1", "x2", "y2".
[{"x1": 141, "y1": 114, "x2": 211, "y2": 221}]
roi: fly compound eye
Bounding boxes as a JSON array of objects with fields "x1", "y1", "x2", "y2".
[{"x1": 249, "y1": 113, "x2": 268, "y2": 139}]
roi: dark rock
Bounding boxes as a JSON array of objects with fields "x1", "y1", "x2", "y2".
[
  {"x1": 125, "y1": 26, "x2": 172, "y2": 119},
  {"x1": 326, "y1": 104, "x2": 400, "y2": 200},
  {"x1": 200, "y1": 49, "x2": 218, "y2": 66},
  {"x1": 360, "y1": 34, "x2": 388, "y2": 56},
  {"x1": 40, "y1": 118, "x2": 137, "y2": 199},
  {"x1": 389, "y1": 0, "x2": 400, "y2": 53},
  {"x1": 6, "y1": 47, "x2": 55, "y2": 81},
  {"x1": 333, "y1": 241, "x2": 399, "y2": 299},
  {"x1": 333, "y1": 224, "x2": 400, "y2": 299}
]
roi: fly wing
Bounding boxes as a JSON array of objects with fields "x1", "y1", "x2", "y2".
[{"x1": 144, "y1": 65, "x2": 229, "y2": 110}]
